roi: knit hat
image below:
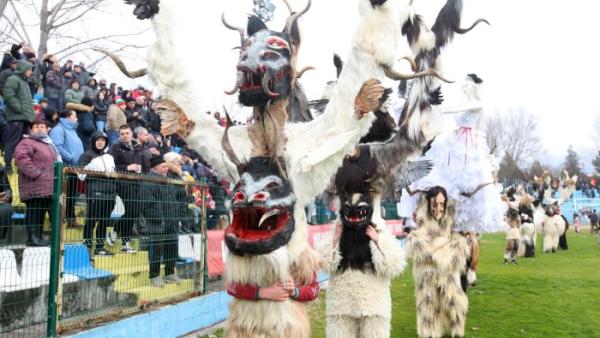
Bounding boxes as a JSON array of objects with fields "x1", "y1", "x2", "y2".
[
  {"x1": 115, "y1": 98, "x2": 125, "y2": 105},
  {"x1": 149, "y1": 155, "x2": 166, "y2": 168},
  {"x1": 39, "y1": 97, "x2": 49, "y2": 103}
]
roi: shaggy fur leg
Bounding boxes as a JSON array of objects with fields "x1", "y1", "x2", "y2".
[
  {"x1": 359, "y1": 315, "x2": 390, "y2": 338},
  {"x1": 327, "y1": 315, "x2": 359, "y2": 338},
  {"x1": 466, "y1": 269, "x2": 477, "y2": 286},
  {"x1": 416, "y1": 290, "x2": 443, "y2": 338}
]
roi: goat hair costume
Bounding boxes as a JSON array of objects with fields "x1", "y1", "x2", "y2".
[
  {"x1": 406, "y1": 188, "x2": 470, "y2": 338},
  {"x1": 119, "y1": 0, "x2": 446, "y2": 337}
]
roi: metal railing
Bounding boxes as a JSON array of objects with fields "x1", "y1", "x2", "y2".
[{"x1": 0, "y1": 162, "x2": 214, "y2": 337}]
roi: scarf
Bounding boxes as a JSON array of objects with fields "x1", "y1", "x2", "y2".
[{"x1": 29, "y1": 132, "x2": 63, "y2": 162}]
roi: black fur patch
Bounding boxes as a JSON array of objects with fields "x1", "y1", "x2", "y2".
[
  {"x1": 247, "y1": 15, "x2": 268, "y2": 36},
  {"x1": 370, "y1": 0, "x2": 387, "y2": 8},
  {"x1": 335, "y1": 146, "x2": 377, "y2": 194},
  {"x1": 287, "y1": 82, "x2": 313, "y2": 122},
  {"x1": 125, "y1": 0, "x2": 160, "y2": 20},
  {"x1": 338, "y1": 226, "x2": 374, "y2": 273},
  {"x1": 333, "y1": 54, "x2": 343, "y2": 79},
  {"x1": 431, "y1": 0, "x2": 462, "y2": 48},
  {"x1": 359, "y1": 110, "x2": 397, "y2": 144},
  {"x1": 401, "y1": 15, "x2": 423, "y2": 46}
]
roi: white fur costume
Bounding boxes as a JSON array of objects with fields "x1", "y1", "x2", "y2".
[
  {"x1": 136, "y1": 1, "x2": 421, "y2": 336},
  {"x1": 541, "y1": 214, "x2": 564, "y2": 253},
  {"x1": 407, "y1": 196, "x2": 470, "y2": 338},
  {"x1": 318, "y1": 221, "x2": 406, "y2": 338}
]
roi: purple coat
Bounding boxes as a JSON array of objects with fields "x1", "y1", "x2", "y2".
[{"x1": 14, "y1": 136, "x2": 59, "y2": 200}]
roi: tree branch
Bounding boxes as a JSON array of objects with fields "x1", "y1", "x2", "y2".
[
  {"x1": 8, "y1": 0, "x2": 33, "y2": 47},
  {"x1": 52, "y1": 30, "x2": 148, "y2": 56}
]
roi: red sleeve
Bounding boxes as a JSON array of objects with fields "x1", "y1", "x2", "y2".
[
  {"x1": 226, "y1": 282, "x2": 259, "y2": 301},
  {"x1": 294, "y1": 272, "x2": 320, "y2": 302}
]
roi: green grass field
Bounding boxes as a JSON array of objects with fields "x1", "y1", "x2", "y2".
[
  {"x1": 201, "y1": 231, "x2": 600, "y2": 338},
  {"x1": 309, "y1": 232, "x2": 600, "y2": 338}
]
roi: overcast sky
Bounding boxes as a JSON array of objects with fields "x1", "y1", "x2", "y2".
[{"x1": 11, "y1": 0, "x2": 600, "y2": 171}]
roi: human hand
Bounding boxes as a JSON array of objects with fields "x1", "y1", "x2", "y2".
[
  {"x1": 133, "y1": 111, "x2": 140, "y2": 117},
  {"x1": 258, "y1": 283, "x2": 289, "y2": 301},
  {"x1": 366, "y1": 225, "x2": 379, "y2": 243},
  {"x1": 282, "y1": 276, "x2": 295, "y2": 296},
  {"x1": 127, "y1": 164, "x2": 141, "y2": 172}
]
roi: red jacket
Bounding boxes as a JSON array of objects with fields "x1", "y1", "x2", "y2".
[
  {"x1": 227, "y1": 272, "x2": 319, "y2": 302},
  {"x1": 14, "y1": 136, "x2": 59, "y2": 200}
]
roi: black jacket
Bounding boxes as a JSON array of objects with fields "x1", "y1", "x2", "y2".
[
  {"x1": 108, "y1": 140, "x2": 149, "y2": 174},
  {"x1": 139, "y1": 171, "x2": 179, "y2": 234},
  {"x1": 78, "y1": 131, "x2": 117, "y2": 199}
]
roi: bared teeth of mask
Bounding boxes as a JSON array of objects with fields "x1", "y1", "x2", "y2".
[{"x1": 258, "y1": 209, "x2": 281, "y2": 229}]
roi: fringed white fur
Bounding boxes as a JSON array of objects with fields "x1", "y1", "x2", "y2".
[{"x1": 226, "y1": 246, "x2": 289, "y2": 286}]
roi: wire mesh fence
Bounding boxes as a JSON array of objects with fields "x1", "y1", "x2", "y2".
[{"x1": 0, "y1": 163, "x2": 213, "y2": 337}]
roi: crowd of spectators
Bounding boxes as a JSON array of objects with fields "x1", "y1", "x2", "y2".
[{"x1": 0, "y1": 43, "x2": 232, "y2": 264}]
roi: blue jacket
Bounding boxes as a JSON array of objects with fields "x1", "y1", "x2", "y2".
[{"x1": 50, "y1": 118, "x2": 84, "y2": 165}]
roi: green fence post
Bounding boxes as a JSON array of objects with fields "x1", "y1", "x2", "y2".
[
  {"x1": 200, "y1": 178, "x2": 208, "y2": 294},
  {"x1": 47, "y1": 161, "x2": 64, "y2": 338}
]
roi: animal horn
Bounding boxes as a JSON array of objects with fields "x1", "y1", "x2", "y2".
[
  {"x1": 225, "y1": 72, "x2": 243, "y2": 95},
  {"x1": 399, "y1": 56, "x2": 418, "y2": 72},
  {"x1": 455, "y1": 18, "x2": 490, "y2": 34},
  {"x1": 262, "y1": 73, "x2": 280, "y2": 98},
  {"x1": 222, "y1": 13, "x2": 246, "y2": 46},
  {"x1": 221, "y1": 108, "x2": 244, "y2": 174},
  {"x1": 93, "y1": 48, "x2": 147, "y2": 79},
  {"x1": 281, "y1": 0, "x2": 293, "y2": 14},
  {"x1": 296, "y1": 66, "x2": 316, "y2": 79},
  {"x1": 284, "y1": 0, "x2": 311, "y2": 35},
  {"x1": 380, "y1": 63, "x2": 454, "y2": 83}
]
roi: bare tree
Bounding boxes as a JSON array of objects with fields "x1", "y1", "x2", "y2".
[
  {"x1": 484, "y1": 108, "x2": 543, "y2": 166},
  {"x1": 0, "y1": 0, "x2": 148, "y2": 73},
  {"x1": 0, "y1": 0, "x2": 8, "y2": 19}
]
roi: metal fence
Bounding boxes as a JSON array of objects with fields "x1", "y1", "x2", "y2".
[{"x1": 0, "y1": 162, "x2": 214, "y2": 337}]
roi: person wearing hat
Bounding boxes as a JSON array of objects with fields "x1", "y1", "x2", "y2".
[
  {"x1": 139, "y1": 154, "x2": 183, "y2": 287},
  {"x1": 3, "y1": 60, "x2": 36, "y2": 174},
  {"x1": 106, "y1": 99, "x2": 127, "y2": 145}
]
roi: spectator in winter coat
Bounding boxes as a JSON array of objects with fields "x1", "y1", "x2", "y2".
[
  {"x1": 94, "y1": 90, "x2": 109, "y2": 132},
  {"x1": 125, "y1": 97, "x2": 147, "y2": 131},
  {"x1": 0, "y1": 56, "x2": 17, "y2": 97},
  {"x1": 14, "y1": 119, "x2": 60, "y2": 246},
  {"x1": 106, "y1": 100, "x2": 127, "y2": 145},
  {"x1": 44, "y1": 62, "x2": 64, "y2": 111},
  {"x1": 43, "y1": 107, "x2": 59, "y2": 129},
  {"x1": 81, "y1": 78, "x2": 97, "y2": 100},
  {"x1": 140, "y1": 155, "x2": 182, "y2": 287},
  {"x1": 50, "y1": 110, "x2": 84, "y2": 227},
  {"x1": 64, "y1": 80, "x2": 84, "y2": 105},
  {"x1": 0, "y1": 53, "x2": 14, "y2": 71},
  {"x1": 108, "y1": 124, "x2": 147, "y2": 253},
  {"x1": 78, "y1": 131, "x2": 117, "y2": 256},
  {"x1": 49, "y1": 110, "x2": 84, "y2": 166},
  {"x1": 3, "y1": 60, "x2": 35, "y2": 174},
  {"x1": 77, "y1": 62, "x2": 92, "y2": 87},
  {"x1": 23, "y1": 51, "x2": 42, "y2": 96}
]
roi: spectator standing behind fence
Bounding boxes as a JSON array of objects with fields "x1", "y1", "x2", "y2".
[
  {"x1": 78, "y1": 131, "x2": 117, "y2": 256},
  {"x1": 164, "y1": 152, "x2": 195, "y2": 233},
  {"x1": 0, "y1": 164, "x2": 14, "y2": 242},
  {"x1": 3, "y1": 60, "x2": 36, "y2": 175},
  {"x1": 94, "y1": 90, "x2": 109, "y2": 132},
  {"x1": 125, "y1": 97, "x2": 147, "y2": 131},
  {"x1": 50, "y1": 110, "x2": 84, "y2": 227},
  {"x1": 82, "y1": 78, "x2": 98, "y2": 100},
  {"x1": 0, "y1": 56, "x2": 17, "y2": 100},
  {"x1": 140, "y1": 155, "x2": 182, "y2": 287},
  {"x1": 14, "y1": 119, "x2": 60, "y2": 246},
  {"x1": 109, "y1": 124, "x2": 147, "y2": 254},
  {"x1": 106, "y1": 100, "x2": 127, "y2": 145},
  {"x1": 44, "y1": 62, "x2": 64, "y2": 111}
]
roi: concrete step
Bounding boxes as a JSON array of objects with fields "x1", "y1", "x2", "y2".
[{"x1": 127, "y1": 278, "x2": 197, "y2": 305}]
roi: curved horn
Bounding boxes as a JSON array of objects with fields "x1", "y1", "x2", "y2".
[
  {"x1": 455, "y1": 18, "x2": 490, "y2": 34},
  {"x1": 284, "y1": 0, "x2": 311, "y2": 34},
  {"x1": 296, "y1": 66, "x2": 316, "y2": 79},
  {"x1": 262, "y1": 73, "x2": 280, "y2": 98},
  {"x1": 281, "y1": 0, "x2": 293, "y2": 14},
  {"x1": 221, "y1": 108, "x2": 244, "y2": 174},
  {"x1": 380, "y1": 63, "x2": 454, "y2": 83},
  {"x1": 221, "y1": 13, "x2": 245, "y2": 46},
  {"x1": 225, "y1": 72, "x2": 243, "y2": 95},
  {"x1": 93, "y1": 48, "x2": 147, "y2": 79},
  {"x1": 399, "y1": 56, "x2": 418, "y2": 72}
]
